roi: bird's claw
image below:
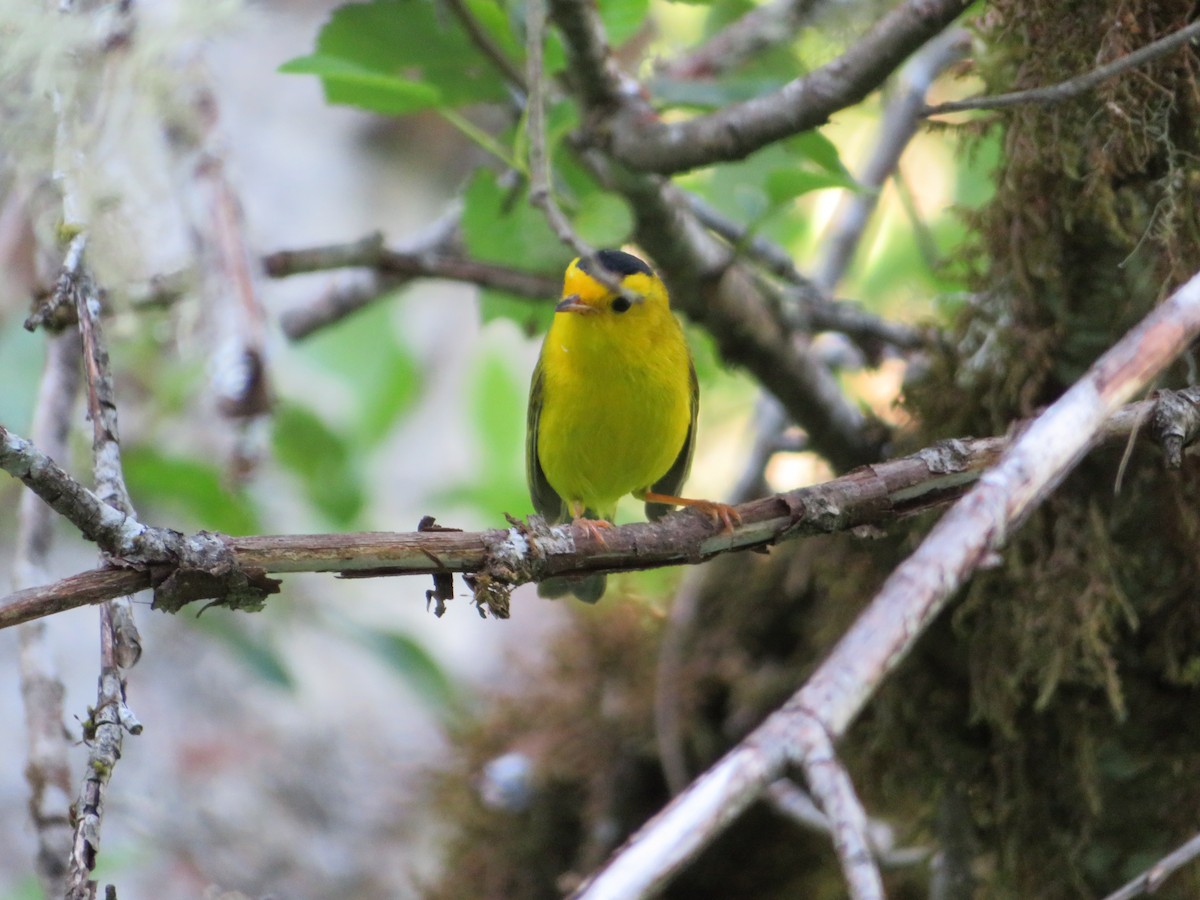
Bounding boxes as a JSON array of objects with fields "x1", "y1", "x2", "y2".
[{"x1": 572, "y1": 517, "x2": 614, "y2": 547}]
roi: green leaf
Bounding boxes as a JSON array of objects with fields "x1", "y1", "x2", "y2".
[
  {"x1": 764, "y1": 168, "x2": 859, "y2": 205},
  {"x1": 571, "y1": 192, "x2": 634, "y2": 248},
  {"x1": 783, "y1": 130, "x2": 851, "y2": 175},
  {"x1": 296, "y1": 296, "x2": 423, "y2": 446},
  {"x1": 280, "y1": 0, "x2": 511, "y2": 114},
  {"x1": 599, "y1": 0, "x2": 651, "y2": 46},
  {"x1": 191, "y1": 615, "x2": 294, "y2": 690},
  {"x1": 281, "y1": 55, "x2": 442, "y2": 115},
  {"x1": 478, "y1": 289, "x2": 555, "y2": 330},
  {"x1": 435, "y1": 349, "x2": 532, "y2": 517},
  {"x1": 474, "y1": 351, "x2": 526, "y2": 474},
  {"x1": 648, "y1": 76, "x2": 789, "y2": 110},
  {"x1": 359, "y1": 627, "x2": 461, "y2": 716},
  {"x1": 272, "y1": 403, "x2": 364, "y2": 526},
  {"x1": 359, "y1": 343, "x2": 422, "y2": 446},
  {"x1": 123, "y1": 448, "x2": 261, "y2": 535},
  {"x1": 461, "y1": 168, "x2": 572, "y2": 273}
]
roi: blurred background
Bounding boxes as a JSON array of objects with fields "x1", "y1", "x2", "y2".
[{"x1": 0, "y1": 0, "x2": 987, "y2": 896}]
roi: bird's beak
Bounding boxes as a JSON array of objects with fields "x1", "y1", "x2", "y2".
[{"x1": 554, "y1": 294, "x2": 593, "y2": 314}]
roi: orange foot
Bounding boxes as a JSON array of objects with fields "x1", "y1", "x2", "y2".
[
  {"x1": 640, "y1": 492, "x2": 742, "y2": 533},
  {"x1": 572, "y1": 517, "x2": 615, "y2": 546}
]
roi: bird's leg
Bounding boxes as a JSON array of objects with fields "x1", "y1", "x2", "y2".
[
  {"x1": 568, "y1": 501, "x2": 614, "y2": 546},
  {"x1": 638, "y1": 491, "x2": 742, "y2": 532}
]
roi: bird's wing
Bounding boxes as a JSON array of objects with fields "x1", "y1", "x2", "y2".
[
  {"x1": 645, "y1": 358, "x2": 699, "y2": 522},
  {"x1": 526, "y1": 358, "x2": 567, "y2": 523}
]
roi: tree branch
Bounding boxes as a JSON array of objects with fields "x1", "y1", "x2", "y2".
[
  {"x1": 924, "y1": 19, "x2": 1200, "y2": 117},
  {"x1": 265, "y1": 232, "x2": 560, "y2": 341},
  {"x1": 604, "y1": 0, "x2": 971, "y2": 175},
  {"x1": 1102, "y1": 831, "x2": 1200, "y2": 900},
  {"x1": 74, "y1": 263, "x2": 142, "y2": 669},
  {"x1": 5, "y1": 382, "x2": 1200, "y2": 628},
  {"x1": 568, "y1": 269, "x2": 1200, "y2": 898}
]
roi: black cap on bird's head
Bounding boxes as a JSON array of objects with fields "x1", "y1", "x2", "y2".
[{"x1": 577, "y1": 249, "x2": 654, "y2": 279}]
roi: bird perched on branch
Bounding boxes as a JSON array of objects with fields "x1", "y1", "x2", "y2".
[{"x1": 526, "y1": 249, "x2": 736, "y2": 602}]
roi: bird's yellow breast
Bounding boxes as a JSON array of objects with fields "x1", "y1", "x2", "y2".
[{"x1": 536, "y1": 294, "x2": 692, "y2": 521}]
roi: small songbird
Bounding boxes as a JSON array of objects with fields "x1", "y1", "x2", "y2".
[{"x1": 525, "y1": 249, "x2": 734, "y2": 602}]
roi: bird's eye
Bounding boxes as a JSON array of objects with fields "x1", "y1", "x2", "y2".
[{"x1": 611, "y1": 295, "x2": 632, "y2": 313}]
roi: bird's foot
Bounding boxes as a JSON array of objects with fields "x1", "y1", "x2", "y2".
[
  {"x1": 640, "y1": 491, "x2": 741, "y2": 532},
  {"x1": 571, "y1": 517, "x2": 615, "y2": 547}
]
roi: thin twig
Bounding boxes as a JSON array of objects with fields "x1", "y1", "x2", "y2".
[
  {"x1": 74, "y1": 265, "x2": 142, "y2": 669},
  {"x1": 25, "y1": 231, "x2": 88, "y2": 332},
  {"x1": 923, "y1": 19, "x2": 1200, "y2": 116},
  {"x1": 15, "y1": 329, "x2": 82, "y2": 899},
  {"x1": 1102, "y1": 831, "x2": 1200, "y2": 900},
  {"x1": 526, "y1": 0, "x2": 612, "y2": 285},
  {"x1": 65, "y1": 601, "x2": 142, "y2": 900},
  {"x1": 794, "y1": 720, "x2": 883, "y2": 900},
  {"x1": 569, "y1": 270, "x2": 1200, "y2": 898},
  {"x1": 3, "y1": 385, "x2": 1199, "y2": 627},
  {"x1": 444, "y1": 0, "x2": 527, "y2": 92},
  {"x1": 683, "y1": 193, "x2": 931, "y2": 353}
]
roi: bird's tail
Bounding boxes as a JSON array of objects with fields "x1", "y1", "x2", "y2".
[{"x1": 537, "y1": 574, "x2": 607, "y2": 604}]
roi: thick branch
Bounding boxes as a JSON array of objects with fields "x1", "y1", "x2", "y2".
[{"x1": 605, "y1": 0, "x2": 971, "y2": 175}]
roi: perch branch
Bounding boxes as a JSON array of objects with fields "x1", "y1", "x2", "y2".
[
  {"x1": 569, "y1": 270, "x2": 1200, "y2": 898},
  {"x1": 924, "y1": 19, "x2": 1200, "y2": 116},
  {"x1": 4, "y1": 383, "x2": 1200, "y2": 628}
]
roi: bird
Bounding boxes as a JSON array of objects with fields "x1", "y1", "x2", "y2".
[{"x1": 525, "y1": 248, "x2": 736, "y2": 603}]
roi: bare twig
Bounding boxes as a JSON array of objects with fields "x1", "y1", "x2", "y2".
[
  {"x1": 67, "y1": 245, "x2": 142, "y2": 900},
  {"x1": 924, "y1": 19, "x2": 1200, "y2": 116},
  {"x1": 74, "y1": 265, "x2": 142, "y2": 668},
  {"x1": 267, "y1": 230, "x2": 561, "y2": 341},
  {"x1": 4, "y1": 384, "x2": 1200, "y2": 627},
  {"x1": 25, "y1": 231, "x2": 88, "y2": 332},
  {"x1": 683, "y1": 193, "x2": 931, "y2": 353},
  {"x1": 526, "y1": 0, "x2": 613, "y2": 286},
  {"x1": 814, "y1": 27, "x2": 968, "y2": 292},
  {"x1": 1102, "y1": 831, "x2": 1200, "y2": 900},
  {"x1": 795, "y1": 720, "x2": 883, "y2": 900},
  {"x1": 15, "y1": 330, "x2": 81, "y2": 899},
  {"x1": 604, "y1": 0, "x2": 972, "y2": 174},
  {"x1": 569, "y1": 271, "x2": 1200, "y2": 898},
  {"x1": 444, "y1": 0, "x2": 527, "y2": 92},
  {"x1": 65, "y1": 601, "x2": 142, "y2": 900}
]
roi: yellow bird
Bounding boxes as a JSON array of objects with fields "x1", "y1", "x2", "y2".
[{"x1": 526, "y1": 249, "x2": 733, "y2": 603}]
